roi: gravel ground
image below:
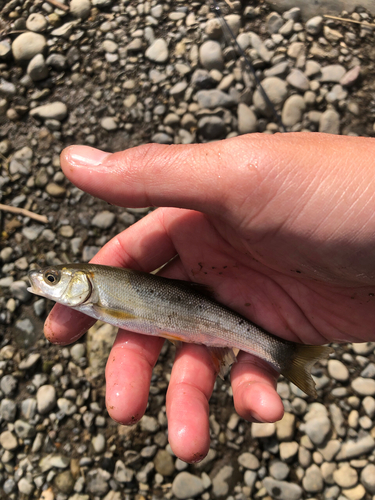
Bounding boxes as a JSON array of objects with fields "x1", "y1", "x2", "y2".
[{"x1": 1, "y1": 0, "x2": 375, "y2": 499}]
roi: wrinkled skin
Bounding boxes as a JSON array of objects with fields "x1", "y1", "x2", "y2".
[{"x1": 45, "y1": 132, "x2": 375, "y2": 462}]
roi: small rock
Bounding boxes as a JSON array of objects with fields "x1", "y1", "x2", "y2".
[
  {"x1": 54, "y1": 470, "x2": 75, "y2": 494},
  {"x1": 199, "y1": 40, "x2": 224, "y2": 71},
  {"x1": 154, "y1": 449, "x2": 175, "y2": 476},
  {"x1": 12, "y1": 32, "x2": 47, "y2": 62},
  {"x1": 282, "y1": 94, "x2": 306, "y2": 127},
  {"x1": 333, "y1": 464, "x2": 358, "y2": 488},
  {"x1": 146, "y1": 38, "x2": 169, "y2": 63},
  {"x1": 305, "y1": 16, "x2": 323, "y2": 35},
  {"x1": 252, "y1": 422, "x2": 276, "y2": 438},
  {"x1": 198, "y1": 116, "x2": 226, "y2": 140},
  {"x1": 15, "y1": 419, "x2": 36, "y2": 439},
  {"x1": 342, "y1": 484, "x2": 366, "y2": 500},
  {"x1": 328, "y1": 359, "x2": 349, "y2": 382},
  {"x1": 303, "y1": 416, "x2": 331, "y2": 446},
  {"x1": 360, "y1": 464, "x2": 375, "y2": 494},
  {"x1": 30, "y1": 102, "x2": 68, "y2": 121},
  {"x1": 0, "y1": 399, "x2": 17, "y2": 422},
  {"x1": 26, "y1": 13, "x2": 48, "y2": 32},
  {"x1": 237, "y1": 103, "x2": 257, "y2": 134},
  {"x1": 92, "y1": 434, "x2": 106, "y2": 454},
  {"x1": 46, "y1": 183, "x2": 66, "y2": 197},
  {"x1": 340, "y1": 66, "x2": 361, "y2": 87},
  {"x1": 100, "y1": 117, "x2": 118, "y2": 131},
  {"x1": 335, "y1": 435, "x2": 375, "y2": 460},
  {"x1": 212, "y1": 465, "x2": 233, "y2": 497},
  {"x1": 114, "y1": 460, "x2": 134, "y2": 483},
  {"x1": 303, "y1": 464, "x2": 324, "y2": 493},
  {"x1": 280, "y1": 441, "x2": 299, "y2": 461},
  {"x1": 319, "y1": 65, "x2": 346, "y2": 83},
  {"x1": 238, "y1": 452, "x2": 260, "y2": 470},
  {"x1": 86, "y1": 469, "x2": 111, "y2": 496},
  {"x1": 140, "y1": 415, "x2": 159, "y2": 433},
  {"x1": 0, "y1": 431, "x2": 18, "y2": 450},
  {"x1": 253, "y1": 77, "x2": 288, "y2": 115},
  {"x1": 18, "y1": 478, "x2": 34, "y2": 496},
  {"x1": 267, "y1": 12, "x2": 284, "y2": 34},
  {"x1": 352, "y1": 377, "x2": 375, "y2": 396},
  {"x1": 286, "y1": 68, "x2": 310, "y2": 91},
  {"x1": 27, "y1": 53, "x2": 49, "y2": 81},
  {"x1": 172, "y1": 472, "x2": 204, "y2": 499},
  {"x1": 91, "y1": 211, "x2": 116, "y2": 229},
  {"x1": 70, "y1": 0, "x2": 91, "y2": 19},
  {"x1": 319, "y1": 109, "x2": 340, "y2": 134},
  {"x1": 263, "y1": 477, "x2": 303, "y2": 500},
  {"x1": 269, "y1": 460, "x2": 290, "y2": 480},
  {"x1": 196, "y1": 89, "x2": 236, "y2": 109},
  {"x1": 37, "y1": 385, "x2": 57, "y2": 414},
  {"x1": 1, "y1": 375, "x2": 18, "y2": 396}
]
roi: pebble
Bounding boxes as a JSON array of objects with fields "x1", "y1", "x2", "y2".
[
  {"x1": 27, "y1": 53, "x2": 49, "y2": 81},
  {"x1": 154, "y1": 449, "x2": 175, "y2": 476},
  {"x1": 269, "y1": 460, "x2": 289, "y2": 480},
  {"x1": 319, "y1": 65, "x2": 347, "y2": 83},
  {"x1": 114, "y1": 460, "x2": 134, "y2": 483},
  {"x1": 282, "y1": 94, "x2": 305, "y2": 127},
  {"x1": 199, "y1": 41, "x2": 223, "y2": 71},
  {"x1": 253, "y1": 77, "x2": 288, "y2": 114},
  {"x1": 212, "y1": 465, "x2": 233, "y2": 497},
  {"x1": 15, "y1": 419, "x2": 36, "y2": 439},
  {"x1": 251, "y1": 422, "x2": 276, "y2": 438},
  {"x1": 145, "y1": 38, "x2": 169, "y2": 63},
  {"x1": 280, "y1": 441, "x2": 299, "y2": 461},
  {"x1": 10, "y1": 280, "x2": 31, "y2": 302},
  {"x1": 333, "y1": 464, "x2": 358, "y2": 488},
  {"x1": 172, "y1": 472, "x2": 204, "y2": 499},
  {"x1": 37, "y1": 385, "x2": 57, "y2": 414},
  {"x1": 340, "y1": 66, "x2": 361, "y2": 87},
  {"x1": 238, "y1": 452, "x2": 260, "y2": 470},
  {"x1": 91, "y1": 210, "x2": 116, "y2": 229},
  {"x1": 1, "y1": 375, "x2": 18, "y2": 396},
  {"x1": 100, "y1": 117, "x2": 118, "y2": 131},
  {"x1": 46, "y1": 183, "x2": 66, "y2": 197},
  {"x1": 302, "y1": 464, "x2": 324, "y2": 493},
  {"x1": 18, "y1": 478, "x2": 35, "y2": 496},
  {"x1": 19, "y1": 353, "x2": 40, "y2": 370},
  {"x1": 342, "y1": 484, "x2": 366, "y2": 500},
  {"x1": 86, "y1": 469, "x2": 110, "y2": 496},
  {"x1": 0, "y1": 430, "x2": 18, "y2": 450},
  {"x1": 30, "y1": 102, "x2": 68, "y2": 121},
  {"x1": 360, "y1": 464, "x2": 375, "y2": 493},
  {"x1": 336, "y1": 435, "x2": 375, "y2": 460},
  {"x1": 0, "y1": 399, "x2": 17, "y2": 421},
  {"x1": 319, "y1": 109, "x2": 340, "y2": 134},
  {"x1": 286, "y1": 68, "x2": 310, "y2": 91},
  {"x1": 237, "y1": 103, "x2": 257, "y2": 134},
  {"x1": 263, "y1": 477, "x2": 303, "y2": 500},
  {"x1": 303, "y1": 416, "x2": 331, "y2": 446},
  {"x1": 12, "y1": 32, "x2": 47, "y2": 62},
  {"x1": 305, "y1": 16, "x2": 323, "y2": 35},
  {"x1": 70, "y1": 0, "x2": 91, "y2": 19},
  {"x1": 140, "y1": 415, "x2": 159, "y2": 433},
  {"x1": 198, "y1": 116, "x2": 226, "y2": 140},
  {"x1": 26, "y1": 13, "x2": 47, "y2": 32},
  {"x1": 196, "y1": 89, "x2": 236, "y2": 109},
  {"x1": 351, "y1": 377, "x2": 375, "y2": 396},
  {"x1": 54, "y1": 470, "x2": 75, "y2": 494},
  {"x1": 92, "y1": 434, "x2": 106, "y2": 453}
]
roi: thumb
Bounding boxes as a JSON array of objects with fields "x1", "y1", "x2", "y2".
[{"x1": 59, "y1": 136, "x2": 264, "y2": 215}]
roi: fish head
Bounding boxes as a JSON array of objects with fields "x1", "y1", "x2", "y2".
[{"x1": 27, "y1": 266, "x2": 92, "y2": 306}]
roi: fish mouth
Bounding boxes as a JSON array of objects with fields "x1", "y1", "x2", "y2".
[{"x1": 27, "y1": 270, "x2": 44, "y2": 295}]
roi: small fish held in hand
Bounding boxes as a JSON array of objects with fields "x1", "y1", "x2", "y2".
[{"x1": 28, "y1": 263, "x2": 332, "y2": 397}]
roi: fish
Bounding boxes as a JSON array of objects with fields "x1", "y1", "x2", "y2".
[{"x1": 27, "y1": 263, "x2": 332, "y2": 397}]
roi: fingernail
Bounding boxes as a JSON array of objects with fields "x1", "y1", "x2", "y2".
[
  {"x1": 251, "y1": 412, "x2": 268, "y2": 423},
  {"x1": 65, "y1": 145, "x2": 111, "y2": 168}
]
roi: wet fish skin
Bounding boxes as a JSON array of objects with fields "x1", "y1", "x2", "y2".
[{"x1": 27, "y1": 263, "x2": 332, "y2": 396}]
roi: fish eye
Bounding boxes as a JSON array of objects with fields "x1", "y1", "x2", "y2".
[{"x1": 43, "y1": 270, "x2": 61, "y2": 286}]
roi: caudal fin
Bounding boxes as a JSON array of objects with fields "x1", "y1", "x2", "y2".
[{"x1": 281, "y1": 344, "x2": 333, "y2": 397}]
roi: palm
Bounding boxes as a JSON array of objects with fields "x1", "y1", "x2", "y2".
[{"x1": 161, "y1": 208, "x2": 375, "y2": 345}]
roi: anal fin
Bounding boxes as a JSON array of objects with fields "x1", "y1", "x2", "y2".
[{"x1": 209, "y1": 347, "x2": 237, "y2": 380}]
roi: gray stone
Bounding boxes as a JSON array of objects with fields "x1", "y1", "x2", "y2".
[
  {"x1": 333, "y1": 464, "x2": 358, "y2": 488},
  {"x1": 46, "y1": 53, "x2": 67, "y2": 70},
  {"x1": 286, "y1": 68, "x2": 310, "y2": 91},
  {"x1": 102, "y1": 40, "x2": 118, "y2": 53},
  {"x1": 0, "y1": 431, "x2": 18, "y2": 450},
  {"x1": 249, "y1": 32, "x2": 273, "y2": 62},
  {"x1": 303, "y1": 416, "x2": 331, "y2": 446},
  {"x1": 100, "y1": 117, "x2": 117, "y2": 131},
  {"x1": 1, "y1": 375, "x2": 18, "y2": 396},
  {"x1": 140, "y1": 415, "x2": 159, "y2": 433},
  {"x1": 352, "y1": 377, "x2": 375, "y2": 396},
  {"x1": 318, "y1": 440, "x2": 341, "y2": 461},
  {"x1": 172, "y1": 472, "x2": 204, "y2": 499},
  {"x1": 328, "y1": 359, "x2": 349, "y2": 382},
  {"x1": 198, "y1": 116, "x2": 226, "y2": 140},
  {"x1": 305, "y1": 16, "x2": 323, "y2": 35},
  {"x1": 0, "y1": 399, "x2": 17, "y2": 421},
  {"x1": 46, "y1": 183, "x2": 66, "y2": 197},
  {"x1": 114, "y1": 460, "x2": 134, "y2": 483},
  {"x1": 340, "y1": 66, "x2": 361, "y2": 87},
  {"x1": 329, "y1": 403, "x2": 346, "y2": 437},
  {"x1": 70, "y1": 0, "x2": 91, "y2": 19},
  {"x1": 91, "y1": 211, "x2": 115, "y2": 229},
  {"x1": 30, "y1": 102, "x2": 68, "y2": 121},
  {"x1": 336, "y1": 435, "x2": 375, "y2": 460},
  {"x1": 303, "y1": 464, "x2": 324, "y2": 493},
  {"x1": 305, "y1": 60, "x2": 321, "y2": 78},
  {"x1": 282, "y1": 94, "x2": 305, "y2": 127},
  {"x1": 92, "y1": 434, "x2": 106, "y2": 454},
  {"x1": 19, "y1": 353, "x2": 41, "y2": 370},
  {"x1": 238, "y1": 452, "x2": 260, "y2": 470},
  {"x1": 23, "y1": 225, "x2": 44, "y2": 241},
  {"x1": 86, "y1": 469, "x2": 111, "y2": 496},
  {"x1": 21, "y1": 398, "x2": 37, "y2": 419},
  {"x1": 151, "y1": 132, "x2": 173, "y2": 144},
  {"x1": 238, "y1": 103, "x2": 257, "y2": 134},
  {"x1": 267, "y1": 12, "x2": 284, "y2": 34},
  {"x1": 199, "y1": 41, "x2": 223, "y2": 71},
  {"x1": 253, "y1": 77, "x2": 288, "y2": 114},
  {"x1": 154, "y1": 449, "x2": 175, "y2": 476},
  {"x1": 196, "y1": 89, "x2": 236, "y2": 109},
  {"x1": 360, "y1": 464, "x2": 375, "y2": 494},
  {"x1": 264, "y1": 61, "x2": 289, "y2": 78},
  {"x1": 319, "y1": 65, "x2": 346, "y2": 83},
  {"x1": 269, "y1": 460, "x2": 289, "y2": 480},
  {"x1": 18, "y1": 478, "x2": 34, "y2": 496},
  {"x1": 27, "y1": 54, "x2": 49, "y2": 81},
  {"x1": 9, "y1": 146, "x2": 33, "y2": 175},
  {"x1": 224, "y1": 14, "x2": 241, "y2": 37},
  {"x1": 146, "y1": 39, "x2": 169, "y2": 63},
  {"x1": 11, "y1": 281, "x2": 31, "y2": 302},
  {"x1": 252, "y1": 422, "x2": 276, "y2": 438},
  {"x1": 212, "y1": 465, "x2": 233, "y2": 497},
  {"x1": 319, "y1": 109, "x2": 340, "y2": 134},
  {"x1": 360, "y1": 362, "x2": 375, "y2": 378},
  {"x1": 54, "y1": 470, "x2": 74, "y2": 494},
  {"x1": 0, "y1": 79, "x2": 16, "y2": 98},
  {"x1": 279, "y1": 19, "x2": 294, "y2": 37},
  {"x1": 37, "y1": 385, "x2": 56, "y2": 414},
  {"x1": 363, "y1": 396, "x2": 375, "y2": 418},
  {"x1": 263, "y1": 477, "x2": 303, "y2": 500},
  {"x1": 57, "y1": 398, "x2": 77, "y2": 416},
  {"x1": 280, "y1": 441, "x2": 299, "y2": 461},
  {"x1": 12, "y1": 32, "x2": 47, "y2": 62},
  {"x1": 169, "y1": 81, "x2": 188, "y2": 99},
  {"x1": 352, "y1": 342, "x2": 375, "y2": 355},
  {"x1": 15, "y1": 419, "x2": 36, "y2": 439}
]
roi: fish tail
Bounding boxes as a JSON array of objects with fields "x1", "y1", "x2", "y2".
[{"x1": 281, "y1": 344, "x2": 333, "y2": 397}]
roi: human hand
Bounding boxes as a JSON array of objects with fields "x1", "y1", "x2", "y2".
[{"x1": 45, "y1": 132, "x2": 375, "y2": 462}]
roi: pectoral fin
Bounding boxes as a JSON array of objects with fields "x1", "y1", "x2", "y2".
[{"x1": 209, "y1": 347, "x2": 238, "y2": 379}]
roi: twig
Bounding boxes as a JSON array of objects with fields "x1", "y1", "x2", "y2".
[
  {"x1": 323, "y1": 14, "x2": 375, "y2": 28},
  {"x1": 45, "y1": 0, "x2": 69, "y2": 12},
  {"x1": 0, "y1": 203, "x2": 48, "y2": 224}
]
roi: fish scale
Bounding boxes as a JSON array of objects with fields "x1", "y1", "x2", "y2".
[{"x1": 28, "y1": 263, "x2": 332, "y2": 397}]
